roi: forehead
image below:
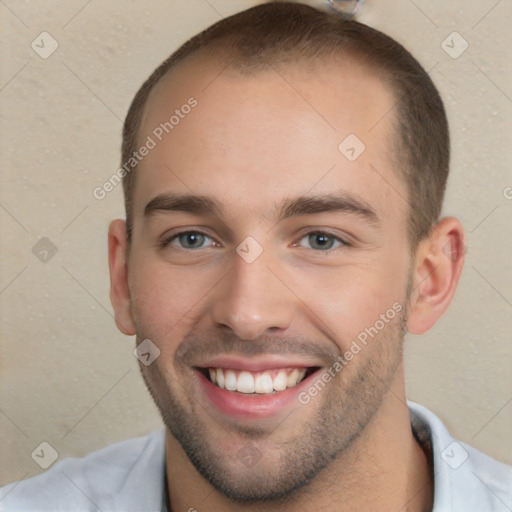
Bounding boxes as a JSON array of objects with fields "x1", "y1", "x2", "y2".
[{"x1": 134, "y1": 55, "x2": 406, "y2": 227}]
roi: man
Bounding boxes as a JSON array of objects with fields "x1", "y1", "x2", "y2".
[{"x1": 2, "y1": 2, "x2": 511, "y2": 511}]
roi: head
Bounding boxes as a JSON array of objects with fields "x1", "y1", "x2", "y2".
[{"x1": 109, "y1": 1, "x2": 465, "y2": 504}]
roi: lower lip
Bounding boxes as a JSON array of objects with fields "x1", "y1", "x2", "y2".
[{"x1": 195, "y1": 369, "x2": 320, "y2": 419}]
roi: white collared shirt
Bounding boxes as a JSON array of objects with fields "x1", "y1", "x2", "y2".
[{"x1": 1, "y1": 402, "x2": 511, "y2": 511}]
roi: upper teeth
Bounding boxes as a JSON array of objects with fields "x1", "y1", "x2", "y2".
[{"x1": 208, "y1": 368, "x2": 307, "y2": 394}]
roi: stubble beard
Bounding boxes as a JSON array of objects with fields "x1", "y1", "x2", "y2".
[{"x1": 137, "y1": 307, "x2": 408, "y2": 504}]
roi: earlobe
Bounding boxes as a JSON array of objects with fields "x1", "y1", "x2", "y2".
[
  {"x1": 406, "y1": 217, "x2": 466, "y2": 335},
  {"x1": 108, "y1": 219, "x2": 136, "y2": 335}
]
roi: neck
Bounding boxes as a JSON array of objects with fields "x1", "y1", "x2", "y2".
[{"x1": 165, "y1": 367, "x2": 433, "y2": 512}]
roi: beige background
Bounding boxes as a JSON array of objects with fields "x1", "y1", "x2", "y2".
[{"x1": 1, "y1": 0, "x2": 511, "y2": 486}]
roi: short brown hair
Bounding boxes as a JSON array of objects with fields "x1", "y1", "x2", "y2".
[{"x1": 122, "y1": 1, "x2": 449, "y2": 247}]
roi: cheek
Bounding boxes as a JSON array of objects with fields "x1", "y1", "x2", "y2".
[
  {"x1": 297, "y1": 257, "x2": 408, "y2": 349},
  {"x1": 128, "y1": 258, "x2": 212, "y2": 342}
]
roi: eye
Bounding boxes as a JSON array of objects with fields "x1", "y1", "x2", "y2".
[
  {"x1": 161, "y1": 230, "x2": 215, "y2": 250},
  {"x1": 297, "y1": 231, "x2": 346, "y2": 251}
]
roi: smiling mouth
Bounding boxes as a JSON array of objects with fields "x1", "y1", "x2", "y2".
[{"x1": 197, "y1": 367, "x2": 319, "y2": 395}]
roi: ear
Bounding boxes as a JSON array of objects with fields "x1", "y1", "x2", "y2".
[
  {"x1": 406, "y1": 217, "x2": 466, "y2": 334},
  {"x1": 108, "y1": 219, "x2": 136, "y2": 335}
]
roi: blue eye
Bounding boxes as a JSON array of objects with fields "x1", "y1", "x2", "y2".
[
  {"x1": 163, "y1": 231, "x2": 214, "y2": 250},
  {"x1": 298, "y1": 231, "x2": 345, "y2": 251}
]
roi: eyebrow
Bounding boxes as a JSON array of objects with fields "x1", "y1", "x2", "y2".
[
  {"x1": 143, "y1": 191, "x2": 379, "y2": 226},
  {"x1": 278, "y1": 193, "x2": 379, "y2": 226},
  {"x1": 144, "y1": 193, "x2": 223, "y2": 218}
]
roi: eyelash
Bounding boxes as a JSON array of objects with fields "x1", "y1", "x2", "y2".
[
  {"x1": 159, "y1": 229, "x2": 349, "y2": 253},
  {"x1": 158, "y1": 231, "x2": 218, "y2": 251},
  {"x1": 292, "y1": 230, "x2": 348, "y2": 253}
]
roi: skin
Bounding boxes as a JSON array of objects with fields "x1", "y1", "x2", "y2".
[{"x1": 109, "y1": 54, "x2": 465, "y2": 511}]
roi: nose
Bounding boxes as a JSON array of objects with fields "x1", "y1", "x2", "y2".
[{"x1": 209, "y1": 253, "x2": 295, "y2": 340}]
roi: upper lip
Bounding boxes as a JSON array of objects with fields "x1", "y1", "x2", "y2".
[{"x1": 195, "y1": 355, "x2": 323, "y2": 373}]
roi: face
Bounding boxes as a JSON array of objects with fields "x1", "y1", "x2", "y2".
[{"x1": 125, "y1": 56, "x2": 413, "y2": 501}]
